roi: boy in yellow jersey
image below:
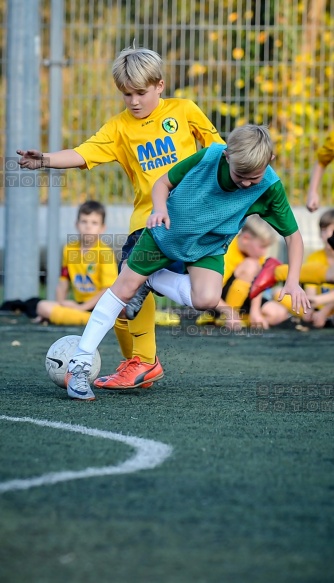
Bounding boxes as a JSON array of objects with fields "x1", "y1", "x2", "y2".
[
  {"x1": 306, "y1": 128, "x2": 334, "y2": 212},
  {"x1": 35, "y1": 200, "x2": 118, "y2": 326},
  {"x1": 17, "y1": 45, "x2": 224, "y2": 390},
  {"x1": 195, "y1": 215, "x2": 290, "y2": 330}
]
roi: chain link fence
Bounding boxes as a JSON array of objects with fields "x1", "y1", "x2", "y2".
[
  {"x1": 2, "y1": 0, "x2": 333, "y2": 205},
  {"x1": 1, "y1": 0, "x2": 334, "y2": 286}
]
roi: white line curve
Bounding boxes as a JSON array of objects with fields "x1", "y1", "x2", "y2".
[{"x1": 0, "y1": 415, "x2": 172, "y2": 493}]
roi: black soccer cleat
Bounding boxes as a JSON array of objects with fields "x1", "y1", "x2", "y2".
[{"x1": 125, "y1": 282, "x2": 152, "y2": 320}]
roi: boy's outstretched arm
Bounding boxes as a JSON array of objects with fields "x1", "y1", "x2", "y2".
[
  {"x1": 306, "y1": 162, "x2": 325, "y2": 212},
  {"x1": 16, "y1": 149, "x2": 85, "y2": 170},
  {"x1": 277, "y1": 230, "x2": 311, "y2": 315}
]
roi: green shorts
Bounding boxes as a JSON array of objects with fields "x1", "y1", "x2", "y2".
[{"x1": 126, "y1": 229, "x2": 225, "y2": 276}]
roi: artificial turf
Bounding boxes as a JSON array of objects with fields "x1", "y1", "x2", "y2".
[{"x1": 0, "y1": 313, "x2": 333, "y2": 583}]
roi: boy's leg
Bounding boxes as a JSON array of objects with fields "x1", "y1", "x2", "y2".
[
  {"x1": 260, "y1": 300, "x2": 290, "y2": 326},
  {"x1": 224, "y1": 258, "x2": 259, "y2": 307},
  {"x1": 94, "y1": 229, "x2": 168, "y2": 390},
  {"x1": 48, "y1": 305, "x2": 91, "y2": 326},
  {"x1": 113, "y1": 318, "x2": 133, "y2": 359},
  {"x1": 250, "y1": 260, "x2": 330, "y2": 299},
  {"x1": 66, "y1": 266, "x2": 147, "y2": 400},
  {"x1": 146, "y1": 256, "x2": 224, "y2": 310},
  {"x1": 187, "y1": 266, "x2": 223, "y2": 310},
  {"x1": 128, "y1": 292, "x2": 156, "y2": 363},
  {"x1": 147, "y1": 269, "x2": 194, "y2": 306},
  {"x1": 96, "y1": 292, "x2": 162, "y2": 390}
]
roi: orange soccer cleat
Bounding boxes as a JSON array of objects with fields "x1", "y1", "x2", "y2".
[
  {"x1": 249, "y1": 257, "x2": 282, "y2": 300},
  {"x1": 94, "y1": 356, "x2": 164, "y2": 390}
]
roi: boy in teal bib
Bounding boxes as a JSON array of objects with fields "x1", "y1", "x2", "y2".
[{"x1": 65, "y1": 124, "x2": 311, "y2": 400}]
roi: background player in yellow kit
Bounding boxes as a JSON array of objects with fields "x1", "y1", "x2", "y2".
[
  {"x1": 18, "y1": 45, "x2": 224, "y2": 389},
  {"x1": 35, "y1": 200, "x2": 118, "y2": 326},
  {"x1": 306, "y1": 128, "x2": 334, "y2": 212},
  {"x1": 261, "y1": 209, "x2": 334, "y2": 328},
  {"x1": 195, "y1": 215, "x2": 290, "y2": 330}
]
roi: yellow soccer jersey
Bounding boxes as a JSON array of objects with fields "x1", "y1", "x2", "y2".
[
  {"x1": 223, "y1": 237, "x2": 266, "y2": 284},
  {"x1": 304, "y1": 248, "x2": 334, "y2": 297},
  {"x1": 59, "y1": 240, "x2": 118, "y2": 303},
  {"x1": 317, "y1": 129, "x2": 334, "y2": 167},
  {"x1": 74, "y1": 98, "x2": 224, "y2": 234}
]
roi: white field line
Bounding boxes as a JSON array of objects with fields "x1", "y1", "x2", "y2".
[{"x1": 0, "y1": 415, "x2": 172, "y2": 493}]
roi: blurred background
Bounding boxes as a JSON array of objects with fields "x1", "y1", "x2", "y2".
[{"x1": 0, "y1": 0, "x2": 333, "y2": 300}]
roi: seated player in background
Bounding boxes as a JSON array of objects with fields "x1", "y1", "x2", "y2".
[
  {"x1": 63, "y1": 124, "x2": 310, "y2": 400},
  {"x1": 306, "y1": 127, "x2": 334, "y2": 212},
  {"x1": 195, "y1": 215, "x2": 290, "y2": 330},
  {"x1": 36, "y1": 200, "x2": 118, "y2": 326},
  {"x1": 308, "y1": 288, "x2": 334, "y2": 323},
  {"x1": 263, "y1": 209, "x2": 334, "y2": 329}
]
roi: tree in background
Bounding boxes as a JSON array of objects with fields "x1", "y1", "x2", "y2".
[{"x1": 0, "y1": 0, "x2": 333, "y2": 205}]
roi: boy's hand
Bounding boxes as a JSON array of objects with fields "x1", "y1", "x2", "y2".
[
  {"x1": 16, "y1": 149, "x2": 43, "y2": 169},
  {"x1": 277, "y1": 283, "x2": 311, "y2": 315},
  {"x1": 147, "y1": 210, "x2": 170, "y2": 229},
  {"x1": 306, "y1": 190, "x2": 320, "y2": 213}
]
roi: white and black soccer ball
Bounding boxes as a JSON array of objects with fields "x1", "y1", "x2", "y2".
[{"x1": 45, "y1": 335, "x2": 101, "y2": 388}]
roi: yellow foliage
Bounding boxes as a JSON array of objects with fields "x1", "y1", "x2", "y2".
[
  {"x1": 228, "y1": 12, "x2": 238, "y2": 23},
  {"x1": 304, "y1": 104, "x2": 314, "y2": 117},
  {"x1": 295, "y1": 54, "x2": 313, "y2": 64},
  {"x1": 235, "y1": 78, "x2": 245, "y2": 89},
  {"x1": 293, "y1": 125, "x2": 304, "y2": 137},
  {"x1": 290, "y1": 81, "x2": 304, "y2": 96},
  {"x1": 230, "y1": 104, "x2": 240, "y2": 117},
  {"x1": 188, "y1": 63, "x2": 207, "y2": 77},
  {"x1": 232, "y1": 48, "x2": 244, "y2": 60},
  {"x1": 244, "y1": 11, "x2": 253, "y2": 20},
  {"x1": 220, "y1": 103, "x2": 230, "y2": 116},
  {"x1": 292, "y1": 102, "x2": 304, "y2": 116},
  {"x1": 261, "y1": 81, "x2": 275, "y2": 93},
  {"x1": 257, "y1": 32, "x2": 267, "y2": 44},
  {"x1": 284, "y1": 140, "x2": 295, "y2": 152},
  {"x1": 236, "y1": 118, "x2": 247, "y2": 126}
]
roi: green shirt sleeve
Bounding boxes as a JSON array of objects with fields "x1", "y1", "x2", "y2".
[
  {"x1": 168, "y1": 148, "x2": 208, "y2": 186},
  {"x1": 246, "y1": 181, "x2": 298, "y2": 237}
]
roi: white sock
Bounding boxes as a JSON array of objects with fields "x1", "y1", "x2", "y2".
[
  {"x1": 69, "y1": 289, "x2": 126, "y2": 370},
  {"x1": 148, "y1": 269, "x2": 194, "y2": 307}
]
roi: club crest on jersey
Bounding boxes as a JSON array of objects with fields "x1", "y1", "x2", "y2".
[{"x1": 162, "y1": 118, "x2": 178, "y2": 134}]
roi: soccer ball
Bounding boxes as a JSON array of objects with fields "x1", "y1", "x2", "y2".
[{"x1": 45, "y1": 335, "x2": 101, "y2": 388}]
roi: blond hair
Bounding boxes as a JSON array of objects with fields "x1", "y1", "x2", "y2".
[
  {"x1": 226, "y1": 124, "x2": 273, "y2": 174},
  {"x1": 241, "y1": 214, "x2": 276, "y2": 244},
  {"x1": 112, "y1": 46, "x2": 163, "y2": 92}
]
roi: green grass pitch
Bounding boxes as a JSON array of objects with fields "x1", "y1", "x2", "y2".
[{"x1": 0, "y1": 313, "x2": 333, "y2": 583}]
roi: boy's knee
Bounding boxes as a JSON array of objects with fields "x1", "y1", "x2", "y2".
[
  {"x1": 37, "y1": 300, "x2": 51, "y2": 318},
  {"x1": 235, "y1": 258, "x2": 259, "y2": 282},
  {"x1": 192, "y1": 290, "x2": 221, "y2": 311}
]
